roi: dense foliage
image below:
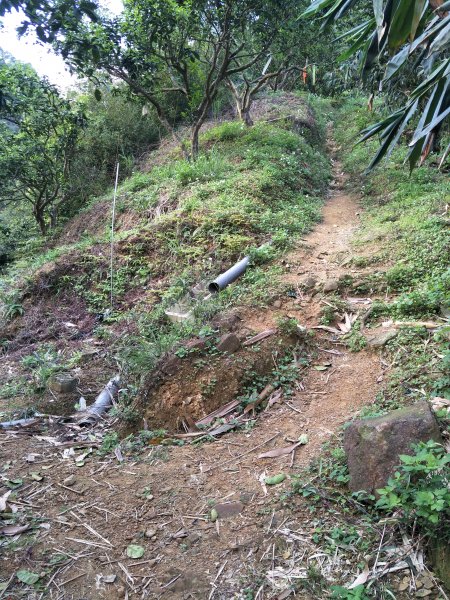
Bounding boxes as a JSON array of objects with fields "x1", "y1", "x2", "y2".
[
  {"x1": 0, "y1": 57, "x2": 83, "y2": 234},
  {"x1": 303, "y1": 0, "x2": 450, "y2": 170}
]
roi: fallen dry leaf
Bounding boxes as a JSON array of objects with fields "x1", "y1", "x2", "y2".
[
  {"x1": 243, "y1": 329, "x2": 277, "y2": 346},
  {"x1": 0, "y1": 490, "x2": 11, "y2": 512},
  {"x1": 348, "y1": 564, "x2": 370, "y2": 589},
  {"x1": 258, "y1": 443, "x2": 300, "y2": 459}
]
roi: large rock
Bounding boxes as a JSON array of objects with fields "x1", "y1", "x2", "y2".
[
  {"x1": 367, "y1": 330, "x2": 397, "y2": 348},
  {"x1": 343, "y1": 401, "x2": 442, "y2": 494},
  {"x1": 217, "y1": 333, "x2": 241, "y2": 354}
]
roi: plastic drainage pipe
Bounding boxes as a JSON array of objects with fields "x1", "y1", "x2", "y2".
[
  {"x1": 78, "y1": 375, "x2": 120, "y2": 426},
  {"x1": 208, "y1": 256, "x2": 250, "y2": 293}
]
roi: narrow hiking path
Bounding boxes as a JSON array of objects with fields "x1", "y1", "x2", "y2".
[{"x1": 0, "y1": 145, "x2": 389, "y2": 599}]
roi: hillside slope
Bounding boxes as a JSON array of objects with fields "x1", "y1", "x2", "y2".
[{"x1": 0, "y1": 94, "x2": 449, "y2": 599}]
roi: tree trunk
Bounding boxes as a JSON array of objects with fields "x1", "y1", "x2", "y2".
[
  {"x1": 241, "y1": 105, "x2": 254, "y2": 127},
  {"x1": 50, "y1": 206, "x2": 58, "y2": 229},
  {"x1": 191, "y1": 124, "x2": 200, "y2": 160},
  {"x1": 34, "y1": 209, "x2": 47, "y2": 235}
]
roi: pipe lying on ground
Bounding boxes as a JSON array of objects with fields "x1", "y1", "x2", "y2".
[
  {"x1": 0, "y1": 417, "x2": 40, "y2": 429},
  {"x1": 208, "y1": 256, "x2": 250, "y2": 293},
  {"x1": 78, "y1": 376, "x2": 120, "y2": 426}
]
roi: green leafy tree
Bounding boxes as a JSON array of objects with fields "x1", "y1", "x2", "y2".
[
  {"x1": 0, "y1": 58, "x2": 83, "y2": 233},
  {"x1": 0, "y1": 0, "x2": 98, "y2": 42},
  {"x1": 65, "y1": 82, "x2": 161, "y2": 213},
  {"x1": 53, "y1": 0, "x2": 296, "y2": 159},
  {"x1": 302, "y1": 0, "x2": 450, "y2": 170}
]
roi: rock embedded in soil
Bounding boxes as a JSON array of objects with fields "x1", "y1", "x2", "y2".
[
  {"x1": 300, "y1": 275, "x2": 317, "y2": 290},
  {"x1": 344, "y1": 401, "x2": 442, "y2": 494},
  {"x1": 367, "y1": 330, "x2": 397, "y2": 348},
  {"x1": 160, "y1": 354, "x2": 181, "y2": 376},
  {"x1": 214, "y1": 501, "x2": 244, "y2": 519},
  {"x1": 323, "y1": 279, "x2": 339, "y2": 292},
  {"x1": 145, "y1": 528, "x2": 157, "y2": 539},
  {"x1": 48, "y1": 374, "x2": 78, "y2": 394},
  {"x1": 216, "y1": 333, "x2": 241, "y2": 354},
  {"x1": 211, "y1": 312, "x2": 241, "y2": 332},
  {"x1": 184, "y1": 338, "x2": 207, "y2": 352}
]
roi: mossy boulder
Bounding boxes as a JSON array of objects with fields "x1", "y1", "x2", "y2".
[{"x1": 343, "y1": 401, "x2": 442, "y2": 494}]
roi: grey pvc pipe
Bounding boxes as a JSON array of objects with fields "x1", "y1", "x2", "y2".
[
  {"x1": 208, "y1": 256, "x2": 250, "y2": 293},
  {"x1": 78, "y1": 375, "x2": 120, "y2": 426},
  {"x1": 0, "y1": 417, "x2": 39, "y2": 429}
]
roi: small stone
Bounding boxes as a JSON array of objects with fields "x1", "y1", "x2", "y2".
[
  {"x1": 415, "y1": 590, "x2": 432, "y2": 597},
  {"x1": 145, "y1": 528, "x2": 157, "y2": 539},
  {"x1": 323, "y1": 279, "x2": 339, "y2": 292},
  {"x1": 63, "y1": 475, "x2": 76, "y2": 486},
  {"x1": 210, "y1": 313, "x2": 241, "y2": 332},
  {"x1": 185, "y1": 338, "x2": 206, "y2": 352},
  {"x1": 367, "y1": 330, "x2": 397, "y2": 348},
  {"x1": 160, "y1": 354, "x2": 181, "y2": 376},
  {"x1": 217, "y1": 333, "x2": 241, "y2": 354},
  {"x1": 300, "y1": 276, "x2": 317, "y2": 290},
  {"x1": 273, "y1": 300, "x2": 282, "y2": 309},
  {"x1": 239, "y1": 492, "x2": 254, "y2": 505},
  {"x1": 296, "y1": 325, "x2": 307, "y2": 338},
  {"x1": 48, "y1": 374, "x2": 77, "y2": 394},
  {"x1": 420, "y1": 577, "x2": 434, "y2": 590},
  {"x1": 215, "y1": 501, "x2": 244, "y2": 519},
  {"x1": 397, "y1": 577, "x2": 409, "y2": 592},
  {"x1": 186, "y1": 532, "x2": 200, "y2": 545}
]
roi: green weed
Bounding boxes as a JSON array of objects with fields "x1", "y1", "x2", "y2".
[{"x1": 376, "y1": 441, "x2": 450, "y2": 541}]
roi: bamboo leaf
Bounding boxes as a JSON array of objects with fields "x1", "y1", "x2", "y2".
[
  {"x1": 388, "y1": 0, "x2": 415, "y2": 49},
  {"x1": 365, "y1": 100, "x2": 418, "y2": 171},
  {"x1": 373, "y1": 0, "x2": 384, "y2": 41},
  {"x1": 385, "y1": 44, "x2": 410, "y2": 80},
  {"x1": 411, "y1": 0, "x2": 427, "y2": 39},
  {"x1": 410, "y1": 104, "x2": 450, "y2": 144}
]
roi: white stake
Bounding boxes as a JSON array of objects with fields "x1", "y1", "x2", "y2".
[{"x1": 110, "y1": 162, "x2": 120, "y2": 310}]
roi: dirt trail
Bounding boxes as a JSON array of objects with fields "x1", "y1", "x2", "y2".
[{"x1": 0, "y1": 156, "x2": 385, "y2": 599}]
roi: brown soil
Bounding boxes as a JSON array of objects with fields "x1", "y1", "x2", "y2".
[{"x1": 0, "y1": 146, "x2": 405, "y2": 599}]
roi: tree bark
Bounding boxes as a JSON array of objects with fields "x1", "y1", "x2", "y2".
[
  {"x1": 240, "y1": 104, "x2": 254, "y2": 127},
  {"x1": 191, "y1": 123, "x2": 201, "y2": 160},
  {"x1": 34, "y1": 208, "x2": 47, "y2": 235}
]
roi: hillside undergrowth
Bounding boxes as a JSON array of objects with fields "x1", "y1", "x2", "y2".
[{"x1": 0, "y1": 93, "x2": 332, "y2": 416}]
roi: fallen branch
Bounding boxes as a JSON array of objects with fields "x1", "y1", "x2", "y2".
[
  {"x1": 204, "y1": 432, "x2": 280, "y2": 472},
  {"x1": 243, "y1": 329, "x2": 277, "y2": 346}
]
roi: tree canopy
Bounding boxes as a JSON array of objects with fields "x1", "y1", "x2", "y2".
[
  {"x1": 0, "y1": 57, "x2": 83, "y2": 233},
  {"x1": 52, "y1": 0, "x2": 300, "y2": 158}
]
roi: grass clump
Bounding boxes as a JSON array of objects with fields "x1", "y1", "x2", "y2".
[{"x1": 335, "y1": 96, "x2": 449, "y2": 320}]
